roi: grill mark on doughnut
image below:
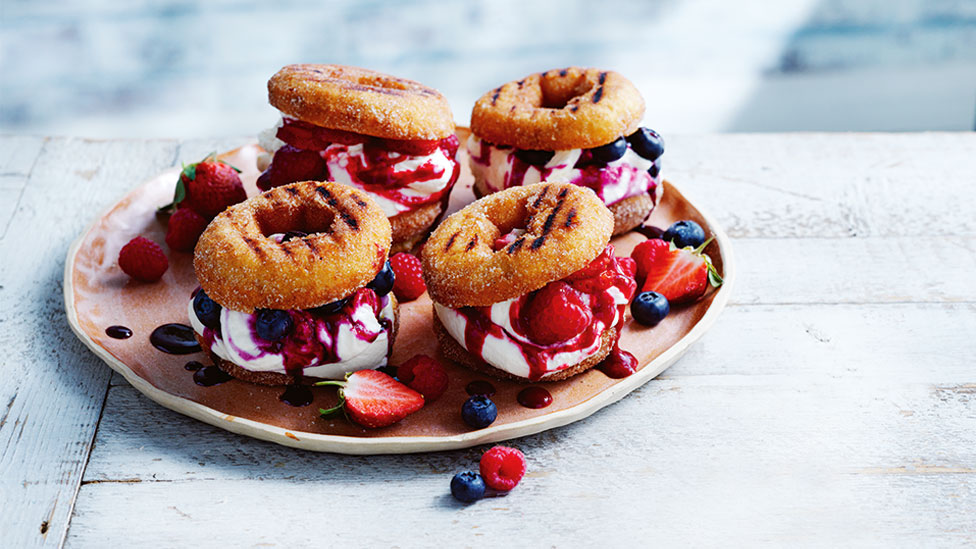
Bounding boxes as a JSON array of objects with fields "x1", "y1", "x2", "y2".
[
  {"x1": 285, "y1": 186, "x2": 299, "y2": 196},
  {"x1": 559, "y1": 69, "x2": 568, "y2": 77},
  {"x1": 339, "y1": 211, "x2": 359, "y2": 230},
  {"x1": 517, "y1": 79, "x2": 525, "y2": 89},
  {"x1": 445, "y1": 230, "x2": 460, "y2": 251},
  {"x1": 465, "y1": 235, "x2": 478, "y2": 251},
  {"x1": 491, "y1": 88, "x2": 501, "y2": 106},
  {"x1": 507, "y1": 237, "x2": 525, "y2": 254},
  {"x1": 565, "y1": 208, "x2": 577, "y2": 227},
  {"x1": 592, "y1": 72, "x2": 607, "y2": 104},
  {"x1": 557, "y1": 188, "x2": 569, "y2": 199},
  {"x1": 243, "y1": 236, "x2": 267, "y2": 260},
  {"x1": 531, "y1": 196, "x2": 566, "y2": 250},
  {"x1": 532, "y1": 185, "x2": 551, "y2": 208},
  {"x1": 315, "y1": 184, "x2": 358, "y2": 229}
]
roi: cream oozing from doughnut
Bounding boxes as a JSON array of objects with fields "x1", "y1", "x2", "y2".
[{"x1": 466, "y1": 134, "x2": 659, "y2": 207}]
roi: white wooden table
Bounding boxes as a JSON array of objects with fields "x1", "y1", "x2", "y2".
[{"x1": 2, "y1": 133, "x2": 975, "y2": 547}]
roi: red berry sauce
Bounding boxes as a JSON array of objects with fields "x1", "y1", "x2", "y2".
[
  {"x1": 105, "y1": 325, "x2": 132, "y2": 339},
  {"x1": 150, "y1": 323, "x2": 201, "y2": 355},
  {"x1": 517, "y1": 387, "x2": 553, "y2": 409},
  {"x1": 465, "y1": 380, "x2": 496, "y2": 397},
  {"x1": 597, "y1": 346, "x2": 639, "y2": 379}
]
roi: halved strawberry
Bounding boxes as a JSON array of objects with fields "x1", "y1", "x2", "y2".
[
  {"x1": 632, "y1": 238, "x2": 722, "y2": 305},
  {"x1": 316, "y1": 370, "x2": 424, "y2": 429}
]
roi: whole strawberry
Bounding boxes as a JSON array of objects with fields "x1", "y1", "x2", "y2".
[
  {"x1": 165, "y1": 208, "x2": 209, "y2": 252},
  {"x1": 631, "y1": 238, "x2": 722, "y2": 305},
  {"x1": 316, "y1": 369, "x2": 424, "y2": 429},
  {"x1": 160, "y1": 154, "x2": 246, "y2": 219},
  {"x1": 118, "y1": 236, "x2": 168, "y2": 282}
]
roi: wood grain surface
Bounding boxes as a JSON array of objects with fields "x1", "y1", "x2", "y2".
[{"x1": 2, "y1": 133, "x2": 975, "y2": 547}]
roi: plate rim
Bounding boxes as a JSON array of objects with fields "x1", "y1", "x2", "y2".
[{"x1": 63, "y1": 147, "x2": 736, "y2": 455}]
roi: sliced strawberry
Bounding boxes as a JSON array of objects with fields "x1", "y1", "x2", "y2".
[
  {"x1": 317, "y1": 370, "x2": 424, "y2": 429},
  {"x1": 633, "y1": 238, "x2": 722, "y2": 305}
]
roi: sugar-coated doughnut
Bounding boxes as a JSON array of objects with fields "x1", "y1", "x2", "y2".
[
  {"x1": 470, "y1": 67, "x2": 644, "y2": 150},
  {"x1": 194, "y1": 181, "x2": 391, "y2": 312},
  {"x1": 268, "y1": 64, "x2": 455, "y2": 140},
  {"x1": 422, "y1": 183, "x2": 613, "y2": 308}
]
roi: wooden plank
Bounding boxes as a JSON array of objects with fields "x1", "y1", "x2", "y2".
[
  {"x1": 666, "y1": 133, "x2": 976, "y2": 238},
  {"x1": 0, "y1": 137, "x2": 179, "y2": 548},
  {"x1": 68, "y1": 374, "x2": 976, "y2": 547},
  {"x1": 0, "y1": 136, "x2": 47, "y2": 240}
]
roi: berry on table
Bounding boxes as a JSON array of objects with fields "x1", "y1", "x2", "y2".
[
  {"x1": 631, "y1": 291, "x2": 670, "y2": 326},
  {"x1": 663, "y1": 220, "x2": 706, "y2": 249},
  {"x1": 165, "y1": 208, "x2": 209, "y2": 252},
  {"x1": 118, "y1": 236, "x2": 168, "y2": 282},
  {"x1": 589, "y1": 137, "x2": 628, "y2": 164},
  {"x1": 317, "y1": 369, "x2": 424, "y2": 429},
  {"x1": 192, "y1": 289, "x2": 222, "y2": 330},
  {"x1": 366, "y1": 260, "x2": 395, "y2": 296},
  {"x1": 461, "y1": 395, "x2": 497, "y2": 429},
  {"x1": 450, "y1": 471, "x2": 486, "y2": 503},
  {"x1": 479, "y1": 446, "x2": 527, "y2": 492},
  {"x1": 389, "y1": 252, "x2": 427, "y2": 301},
  {"x1": 627, "y1": 127, "x2": 665, "y2": 161},
  {"x1": 396, "y1": 355, "x2": 448, "y2": 402},
  {"x1": 255, "y1": 309, "x2": 293, "y2": 341}
]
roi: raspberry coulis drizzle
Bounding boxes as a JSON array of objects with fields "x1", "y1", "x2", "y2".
[
  {"x1": 105, "y1": 325, "x2": 132, "y2": 339},
  {"x1": 150, "y1": 323, "x2": 201, "y2": 355},
  {"x1": 517, "y1": 387, "x2": 553, "y2": 409}
]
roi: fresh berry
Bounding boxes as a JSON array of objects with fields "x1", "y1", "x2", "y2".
[
  {"x1": 310, "y1": 297, "x2": 347, "y2": 316},
  {"x1": 277, "y1": 120, "x2": 364, "y2": 149},
  {"x1": 389, "y1": 252, "x2": 426, "y2": 301},
  {"x1": 521, "y1": 281, "x2": 592, "y2": 345},
  {"x1": 461, "y1": 395, "x2": 497, "y2": 429},
  {"x1": 631, "y1": 291, "x2": 670, "y2": 326},
  {"x1": 255, "y1": 309, "x2": 293, "y2": 341},
  {"x1": 397, "y1": 355, "x2": 448, "y2": 402},
  {"x1": 317, "y1": 369, "x2": 424, "y2": 429},
  {"x1": 382, "y1": 138, "x2": 440, "y2": 156},
  {"x1": 366, "y1": 260, "x2": 395, "y2": 296},
  {"x1": 165, "y1": 208, "x2": 209, "y2": 252},
  {"x1": 178, "y1": 158, "x2": 247, "y2": 219},
  {"x1": 479, "y1": 446, "x2": 527, "y2": 492},
  {"x1": 663, "y1": 220, "x2": 706, "y2": 249},
  {"x1": 450, "y1": 471, "x2": 486, "y2": 503},
  {"x1": 514, "y1": 149, "x2": 554, "y2": 166},
  {"x1": 118, "y1": 236, "x2": 168, "y2": 282},
  {"x1": 440, "y1": 134, "x2": 461, "y2": 158},
  {"x1": 192, "y1": 289, "x2": 222, "y2": 330},
  {"x1": 631, "y1": 239, "x2": 722, "y2": 305},
  {"x1": 589, "y1": 137, "x2": 628, "y2": 164},
  {"x1": 258, "y1": 145, "x2": 326, "y2": 191},
  {"x1": 649, "y1": 161, "x2": 661, "y2": 178},
  {"x1": 627, "y1": 127, "x2": 665, "y2": 161}
]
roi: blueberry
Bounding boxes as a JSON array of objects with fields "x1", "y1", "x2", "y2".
[
  {"x1": 627, "y1": 127, "x2": 665, "y2": 161},
  {"x1": 648, "y1": 162, "x2": 660, "y2": 178},
  {"x1": 192, "y1": 289, "x2": 222, "y2": 330},
  {"x1": 255, "y1": 309, "x2": 293, "y2": 341},
  {"x1": 589, "y1": 137, "x2": 627, "y2": 164},
  {"x1": 631, "y1": 291, "x2": 670, "y2": 327},
  {"x1": 461, "y1": 395, "x2": 497, "y2": 429},
  {"x1": 663, "y1": 220, "x2": 706, "y2": 249},
  {"x1": 311, "y1": 297, "x2": 347, "y2": 316},
  {"x1": 514, "y1": 149, "x2": 555, "y2": 166},
  {"x1": 281, "y1": 230, "x2": 308, "y2": 242},
  {"x1": 450, "y1": 471, "x2": 486, "y2": 503},
  {"x1": 366, "y1": 260, "x2": 395, "y2": 296}
]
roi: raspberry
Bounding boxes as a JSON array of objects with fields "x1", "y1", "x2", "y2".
[
  {"x1": 182, "y1": 160, "x2": 247, "y2": 219},
  {"x1": 479, "y1": 446, "x2": 526, "y2": 492},
  {"x1": 381, "y1": 138, "x2": 440, "y2": 156},
  {"x1": 389, "y1": 252, "x2": 426, "y2": 301},
  {"x1": 165, "y1": 208, "x2": 209, "y2": 252},
  {"x1": 118, "y1": 236, "x2": 168, "y2": 282},
  {"x1": 521, "y1": 281, "x2": 591, "y2": 345},
  {"x1": 258, "y1": 145, "x2": 327, "y2": 191},
  {"x1": 396, "y1": 355, "x2": 448, "y2": 402},
  {"x1": 631, "y1": 238, "x2": 671, "y2": 285}
]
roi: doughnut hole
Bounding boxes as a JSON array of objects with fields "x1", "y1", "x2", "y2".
[
  {"x1": 539, "y1": 73, "x2": 595, "y2": 109},
  {"x1": 253, "y1": 199, "x2": 337, "y2": 239}
]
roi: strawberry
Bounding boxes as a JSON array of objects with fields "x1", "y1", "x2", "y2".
[
  {"x1": 389, "y1": 252, "x2": 426, "y2": 301},
  {"x1": 520, "y1": 281, "x2": 592, "y2": 345},
  {"x1": 397, "y1": 355, "x2": 449, "y2": 402},
  {"x1": 277, "y1": 120, "x2": 365, "y2": 149},
  {"x1": 631, "y1": 238, "x2": 722, "y2": 305},
  {"x1": 159, "y1": 153, "x2": 246, "y2": 219},
  {"x1": 118, "y1": 236, "x2": 168, "y2": 282},
  {"x1": 316, "y1": 370, "x2": 424, "y2": 429},
  {"x1": 257, "y1": 145, "x2": 327, "y2": 191},
  {"x1": 165, "y1": 208, "x2": 209, "y2": 252}
]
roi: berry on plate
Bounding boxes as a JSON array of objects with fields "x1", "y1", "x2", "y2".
[
  {"x1": 160, "y1": 153, "x2": 246, "y2": 219},
  {"x1": 389, "y1": 252, "x2": 427, "y2": 301},
  {"x1": 165, "y1": 207, "x2": 209, "y2": 252},
  {"x1": 631, "y1": 291, "x2": 670, "y2": 326},
  {"x1": 366, "y1": 260, "x2": 395, "y2": 296},
  {"x1": 626, "y1": 127, "x2": 665, "y2": 161},
  {"x1": 521, "y1": 281, "x2": 592, "y2": 345},
  {"x1": 450, "y1": 471, "x2": 486, "y2": 503},
  {"x1": 192, "y1": 289, "x2": 222, "y2": 330},
  {"x1": 397, "y1": 355, "x2": 449, "y2": 402},
  {"x1": 631, "y1": 238, "x2": 722, "y2": 305},
  {"x1": 662, "y1": 220, "x2": 706, "y2": 249},
  {"x1": 118, "y1": 236, "x2": 168, "y2": 282},
  {"x1": 317, "y1": 370, "x2": 424, "y2": 429},
  {"x1": 588, "y1": 136, "x2": 628, "y2": 164},
  {"x1": 461, "y1": 395, "x2": 497, "y2": 429},
  {"x1": 255, "y1": 309, "x2": 293, "y2": 341},
  {"x1": 479, "y1": 446, "x2": 527, "y2": 492}
]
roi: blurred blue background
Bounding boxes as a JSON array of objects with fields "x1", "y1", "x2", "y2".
[{"x1": 2, "y1": 0, "x2": 974, "y2": 138}]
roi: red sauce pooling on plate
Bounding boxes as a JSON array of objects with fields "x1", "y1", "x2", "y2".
[
  {"x1": 465, "y1": 380, "x2": 496, "y2": 397},
  {"x1": 597, "y1": 346, "x2": 639, "y2": 379},
  {"x1": 150, "y1": 323, "x2": 201, "y2": 355},
  {"x1": 105, "y1": 325, "x2": 132, "y2": 339},
  {"x1": 517, "y1": 387, "x2": 553, "y2": 409}
]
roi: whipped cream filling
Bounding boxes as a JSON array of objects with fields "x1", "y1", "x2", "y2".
[
  {"x1": 322, "y1": 142, "x2": 457, "y2": 216},
  {"x1": 434, "y1": 286, "x2": 629, "y2": 380},
  {"x1": 466, "y1": 134, "x2": 658, "y2": 206},
  {"x1": 188, "y1": 294, "x2": 395, "y2": 380}
]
